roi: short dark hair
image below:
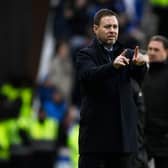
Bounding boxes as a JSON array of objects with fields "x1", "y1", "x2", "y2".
[
  {"x1": 94, "y1": 8, "x2": 118, "y2": 25},
  {"x1": 150, "y1": 35, "x2": 168, "y2": 49}
]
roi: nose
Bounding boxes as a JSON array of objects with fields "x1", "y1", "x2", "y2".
[
  {"x1": 110, "y1": 26, "x2": 117, "y2": 34},
  {"x1": 110, "y1": 27, "x2": 115, "y2": 32}
]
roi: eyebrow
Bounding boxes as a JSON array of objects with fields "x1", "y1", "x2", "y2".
[
  {"x1": 104, "y1": 23, "x2": 118, "y2": 27},
  {"x1": 148, "y1": 47, "x2": 160, "y2": 51}
]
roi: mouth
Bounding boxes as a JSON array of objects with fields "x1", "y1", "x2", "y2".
[{"x1": 107, "y1": 35, "x2": 116, "y2": 39}]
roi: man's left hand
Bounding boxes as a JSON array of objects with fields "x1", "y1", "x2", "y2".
[{"x1": 132, "y1": 46, "x2": 149, "y2": 66}]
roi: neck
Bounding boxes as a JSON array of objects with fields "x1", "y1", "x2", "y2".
[{"x1": 102, "y1": 41, "x2": 114, "y2": 49}]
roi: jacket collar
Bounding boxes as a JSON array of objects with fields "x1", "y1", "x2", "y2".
[
  {"x1": 91, "y1": 38, "x2": 122, "y2": 51},
  {"x1": 90, "y1": 38, "x2": 124, "y2": 62},
  {"x1": 149, "y1": 58, "x2": 168, "y2": 71}
]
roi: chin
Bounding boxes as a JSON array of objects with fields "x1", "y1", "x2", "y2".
[
  {"x1": 108, "y1": 40, "x2": 116, "y2": 45},
  {"x1": 108, "y1": 39, "x2": 116, "y2": 44}
]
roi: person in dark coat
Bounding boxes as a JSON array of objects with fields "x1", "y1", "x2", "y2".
[
  {"x1": 76, "y1": 8, "x2": 148, "y2": 168},
  {"x1": 142, "y1": 35, "x2": 168, "y2": 168}
]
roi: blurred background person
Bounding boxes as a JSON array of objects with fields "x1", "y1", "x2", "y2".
[
  {"x1": 56, "y1": 105, "x2": 79, "y2": 168},
  {"x1": 67, "y1": 105, "x2": 79, "y2": 168},
  {"x1": 0, "y1": 80, "x2": 33, "y2": 168},
  {"x1": 47, "y1": 39, "x2": 74, "y2": 104},
  {"x1": 29, "y1": 107, "x2": 59, "y2": 168},
  {"x1": 142, "y1": 35, "x2": 168, "y2": 168}
]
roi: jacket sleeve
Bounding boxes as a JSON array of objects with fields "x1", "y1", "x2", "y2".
[
  {"x1": 129, "y1": 63, "x2": 147, "y2": 85},
  {"x1": 76, "y1": 49, "x2": 119, "y2": 82}
]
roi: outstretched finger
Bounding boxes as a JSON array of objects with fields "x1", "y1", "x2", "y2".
[
  {"x1": 120, "y1": 56, "x2": 129, "y2": 65},
  {"x1": 120, "y1": 49, "x2": 127, "y2": 57},
  {"x1": 133, "y1": 46, "x2": 139, "y2": 59}
]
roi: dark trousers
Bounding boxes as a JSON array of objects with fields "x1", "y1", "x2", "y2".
[
  {"x1": 154, "y1": 156, "x2": 168, "y2": 168},
  {"x1": 79, "y1": 153, "x2": 134, "y2": 168}
]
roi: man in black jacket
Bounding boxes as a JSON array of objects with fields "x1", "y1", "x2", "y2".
[
  {"x1": 76, "y1": 8, "x2": 148, "y2": 168},
  {"x1": 142, "y1": 35, "x2": 168, "y2": 168}
]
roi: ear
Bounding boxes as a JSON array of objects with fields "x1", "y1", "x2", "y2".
[{"x1": 93, "y1": 24, "x2": 98, "y2": 34}]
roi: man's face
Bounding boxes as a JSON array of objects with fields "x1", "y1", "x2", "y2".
[
  {"x1": 147, "y1": 40, "x2": 167, "y2": 62},
  {"x1": 93, "y1": 15, "x2": 119, "y2": 46}
]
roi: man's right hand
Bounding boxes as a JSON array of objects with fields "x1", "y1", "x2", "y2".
[{"x1": 113, "y1": 49, "x2": 130, "y2": 69}]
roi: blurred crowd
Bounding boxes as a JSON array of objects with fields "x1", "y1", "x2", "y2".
[{"x1": 0, "y1": 0, "x2": 168, "y2": 168}]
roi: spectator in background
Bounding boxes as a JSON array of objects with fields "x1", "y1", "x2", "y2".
[
  {"x1": 67, "y1": 106, "x2": 79, "y2": 167},
  {"x1": 0, "y1": 82, "x2": 32, "y2": 168},
  {"x1": 57, "y1": 105, "x2": 79, "y2": 149},
  {"x1": 64, "y1": 0, "x2": 90, "y2": 37},
  {"x1": 64, "y1": 0, "x2": 92, "y2": 62},
  {"x1": 36, "y1": 78, "x2": 56, "y2": 105},
  {"x1": 43, "y1": 88, "x2": 67, "y2": 123},
  {"x1": 47, "y1": 39, "x2": 74, "y2": 104},
  {"x1": 53, "y1": 0, "x2": 70, "y2": 39},
  {"x1": 142, "y1": 35, "x2": 168, "y2": 168},
  {"x1": 30, "y1": 107, "x2": 59, "y2": 168},
  {"x1": 56, "y1": 105, "x2": 79, "y2": 168},
  {"x1": 119, "y1": 0, "x2": 146, "y2": 48}
]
